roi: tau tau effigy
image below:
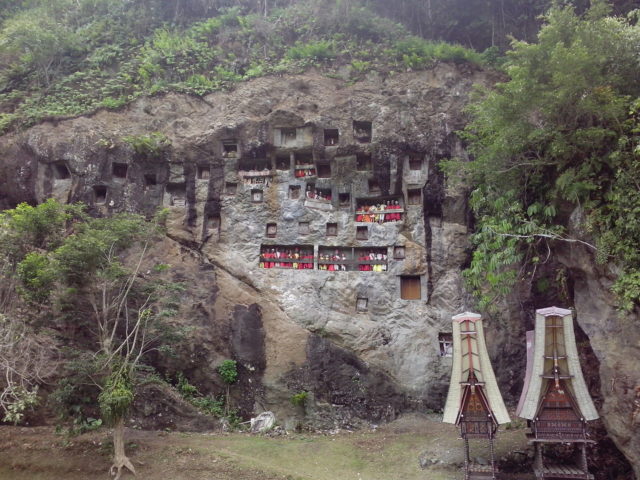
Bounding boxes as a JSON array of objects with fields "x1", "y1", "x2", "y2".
[
  {"x1": 443, "y1": 312, "x2": 510, "y2": 480},
  {"x1": 516, "y1": 306, "x2": 599, "y2": 480}
]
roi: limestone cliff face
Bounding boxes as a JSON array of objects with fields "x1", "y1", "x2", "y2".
[{"x1": 0, "y1": 65, "x2": 635, "y2": 474}]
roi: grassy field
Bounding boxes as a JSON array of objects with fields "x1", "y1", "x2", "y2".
[{"x1": 0, "y1": 413, "x2": 530, "y2": 480}]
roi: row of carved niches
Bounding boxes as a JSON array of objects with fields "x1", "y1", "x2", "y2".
[
  {"x1": 356, "y1": 197, "x2": 404, "y2": 223},
  {"x1": 258, "y1": 245, "x2": 391, "y2": 272},
  {"x1": 259, "y1": 245, "x2": 315, "y2": 269},
  {"x1": 273, "y1": 122, "x2": 372, "y2": 148}
]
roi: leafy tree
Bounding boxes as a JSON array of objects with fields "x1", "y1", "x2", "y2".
[
  {"x1": 217, "y1": 359, "x2": 237, "y2": 415},
  {"x1": 447, "y1": 1, "x2": 640, "y2": 310}
]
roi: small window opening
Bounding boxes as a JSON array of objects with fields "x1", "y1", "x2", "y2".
[
  {"x1": 400, "y1": 276, "x2": 421, "y2": 300},
  {"x1": 439, "y1": 333, "x2": 453, "y2": 357},
  {"x1": 281, "y1": 128, "x2": 297, "y2": 146},
  {"x1": 356, "y1": 297, "x2": 368, "y2": 312},
  {"x1": 394, "y1": 246, "x2": 406, "y2": 259},
  {"x1": 409, "y1": 155, "x2": 423, "y2": 171},
  {"x1": 197, "y1": 165, "x2": 210, "y2": 180},
  {"x1": 276, "y1": 154, "x2": 291, "y2": 170},
  {"x1": 266, "y1": 223, "x2": 277, "y2": 238},
  {"x1": 353, "y1": 121, "x2": 372, "y2": 143},
  {"x1": 112, "y1": 163, "x2": 128, "y2": 179},
  {"x1": 408, "y1": 188, "x2": 422, "y2": 205},
  {"x1": 207, "y1": 214, "x2": 220, "y2": 231},
  {"x1": 222, "y1": 140, "x2": 238, "y2": 157},
  {"x1": 317, "y1": 163, "x2": 331, "y2": 178},
  {"x1": 339, "y1": 193, "x2": 350, "y2": 207},
  {"x1": 298, "y1": 222, "x2": 310, "y2": 235},
  {"x1": 311, "y1": 187, "x2": 331, "y2": 201},
  {"x1": 295, "y1": 152, "x2": 315, "y2": 177},
  {"x1": 225, "y1": 182, "x2": 237, "y2": 195},
  {"x1": 368, "y1": 179, "x2": 381, "y2": 196},
  {"x1": 324, "y1": 129, "x2": 339, "y2": 146},
  {"x1": 144, "y1": 174, "x2": 157, "y2": 186},
  {"x1": 53, "y1": 162, "x2": 71, "y2": 180},
  {"x1": 356, "y1": 226, "x2": 369, "y2": 240},
  {"x1": 251, "y1": 189, "x2": 263, "y2": 202},
  {"x1": 289, "y1": 185, "x2": 301, "y2": 199},
  {"x1": 167, "y1": 183, "x2": 186, "y2": 207},
  {"x1": 93, "y1": 185, "x2": 107, "y2": 204},
  {"x1": 356, "y1": 153, "x2": 372, "y2": 171},
  {"x1": 326, "y1": 222, "x2": 338, "y2": 236}
]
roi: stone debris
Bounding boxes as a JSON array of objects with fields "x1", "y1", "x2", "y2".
[{"x1": 250, "y1": 411, "x2": 276, "y2": 433}]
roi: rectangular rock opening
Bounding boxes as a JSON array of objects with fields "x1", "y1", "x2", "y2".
[
  {"x1": 295, "y1": 152, "x2": 315, "y2": 178},
  {"x1": 93, "y1": 185, "x2": 107, "y2": 204},
  {"x1": 318, "y1": 246, "x2": 352, "y2": 271},
  {"x1": 276, "y1": 153, "x2": 291, "y2": 170},
  {"x1": 394, "y1": 246, "x2": 405, "y2": 259},
  {"x1": 356, "y1": 226, "x2": 369, "y2": 240},
  {"x1": 408, "y1": 188, "x2": 422, "y2": 205},
  {"x1": 266, "y1": 223, "x2": 277, "y2": 238},
  {"x1": 112, "y1": 162, "x2": 128, "y2": 179},
  {"x1": 260, "y1": 245, "x2": 314, "y2": 270},
  {"x1": 339, "y1": 192, "x2": 350, "y2": 208},
  {"x1": 368, "y1": 179, "x2": 381, "y2": 196},
  {"x1": 239, "y1": 159, "x2": 271, "y2": 185},
  {"x1": 225, "y1": 182, "x2": 237, "y2": 195},
  {"x1": 197, "y1": 165, "x2": 210, "y2": 180},
  {"x1": 289, "y1": 185, "x2": 301, "y2": 199},
  {"x1": 280, "y1": 128, "x2": 297, "y2": 147},
  {"x1": 222, "y1": 140, "x2": 238, "y2": 157},
  {"x1": 326, "y1": 222, "x2": 338, "y2": 236},
  {"x1": 206, "y1": 214, "x2": 220, "y2": 232},
  {"x1": 53, "y1": 162, "x2": 71, "y2": 180},
  {"x1": 356, "y1": 247, "x2": 388, "y2": 271},
  {"x1": 356, "y1": 197, "x2": 404, "y2": 223},
  {"x1": 400, "y1": 275, "x2": 421, "y2": 300},
  {"x1": 353, "y1": 121, "x2": 372, "y2": 143},
  {"x1": 356, "y1": 297, "x2": 368, "y2": 312},
  {"x1": 356, "y1": 153, "x2": 372, "y2": 171},
  {"x1": 439, "y1": 332, "x2": 453, "y2": 357},
  {"x1": 298, "y1": 221, "x2": 310, "y2": 235},
  {"x1": 167, "y1": 183, "x2": 186, "y2": 207},
  {"x1": 324, "y1": 128, "x2": 339, "y2": 146},
  {"x1": 317, "y1": 162, "x2": 331, "y2": 178},
  {"x1": 251, "y1": 189, "x2": 263, "y2": 202},
  {"x1": 144, "y1": 173, "x2": 157, "y2": 186},
  {"x1": 409, "y1": 155, "x2": 423, "y2": 171}
]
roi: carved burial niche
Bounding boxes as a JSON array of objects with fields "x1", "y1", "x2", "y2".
[
  {"x1": 289, "y1": 185, "x2": 301, "y2": 199},
  {"x1": 353, "y1": 121, "x2": 372, "y2": 143},
  {"x1": 197, "y1": 165, "x2": 210, "y2": 180},
  {"x1": 276, "y1": 153, "x2": 291, "y2": 171},
  {"x1": 206, "y1": 214, "x2": 220, "y2": 232},
  {"x1": 53, "y1": 162, "x2": 71, "y2": 180},
  {"x1": 356, "y1": 153, "x2": 372, "y2": 171},
  {"x1": 93, "y1": 185, "x2": 107, "y2": 204},
  {"x1": 298, "y1": 221, "x2": 310, "y2": 235},
  {"x1": 356, "y1": 297, "x2": 368, "y2": 312},
  {"x1": 339, "y1": 192, "x2": 350, "y2": 208},
  {"x1": 225, "y1": 182, "x2": 237, "y2": 195},
  {"x1": 266, "y1": 223, "x2": 277, "y2": 238},
  {"x1": 280, "y1": 128, "x2": 297, "y2": 147},
  {"x1": 324, "y1": 128, "x2": 339, "y2": 146},
  {"x1": 368, "y1": 179, "x2": 381, "y2": 196},
  {"x1": 166, "y1": 183, "x2": 186, "y2": 207},
  {"x1": 408, "y1": 188, "x2": 422, "y2": 205},
  {"x1": 317, "y1": 161, "x2": 331, "y2": 178},
  {"x1": 393, "y1": 246, "x2": 405, "y2": 259},
  {"x1": 400, "y1": 275, "x2": 421, "y2": 300},
  {"x1": 326, "y1": 222, "x2": 338, "y2": 236},
  {"x1": 294, "y1": 151, "x2": 315, "y2": 177},
  {"x1": 356, "y1": 226, "x2": 368, "y2": 240},
  {"x1": 222, "y1": 139, "x2": 238, "y2": 157},
  {"x1": 251, "y1": 189, "x2": 263, "y2": 202},
  {"x1": 144, "y1": 173, "x2": 157, "y2": 186},
  {"x1": 112, "y1": 162, "x2": 128, "y2": 179},
  {"x1": 409, "y1": 154, "x2": 423, "y2": 171},
  {"x1": 439, "y1": 332, "x2": 453, "y2": 357}
]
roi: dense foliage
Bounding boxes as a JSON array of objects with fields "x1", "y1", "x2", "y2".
[
  {"x1": 449, "y1": 1, "x2": 640, "y2": 311},
  {"x1": 0, "y1": 0, "x2": 486, "y2": 133}
]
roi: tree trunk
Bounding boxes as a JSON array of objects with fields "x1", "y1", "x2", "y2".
[{"x1": 110, "y1": 417, "x2": 136, "y2": 480}]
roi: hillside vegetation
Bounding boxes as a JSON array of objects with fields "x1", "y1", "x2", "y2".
[{"x1": 0, "y1": 0, "x2": 489, "y2": 134}]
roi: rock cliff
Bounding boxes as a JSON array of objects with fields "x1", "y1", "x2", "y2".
[{"x1": 0, "y1": 65, "x2": 636, "y2": 476}]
